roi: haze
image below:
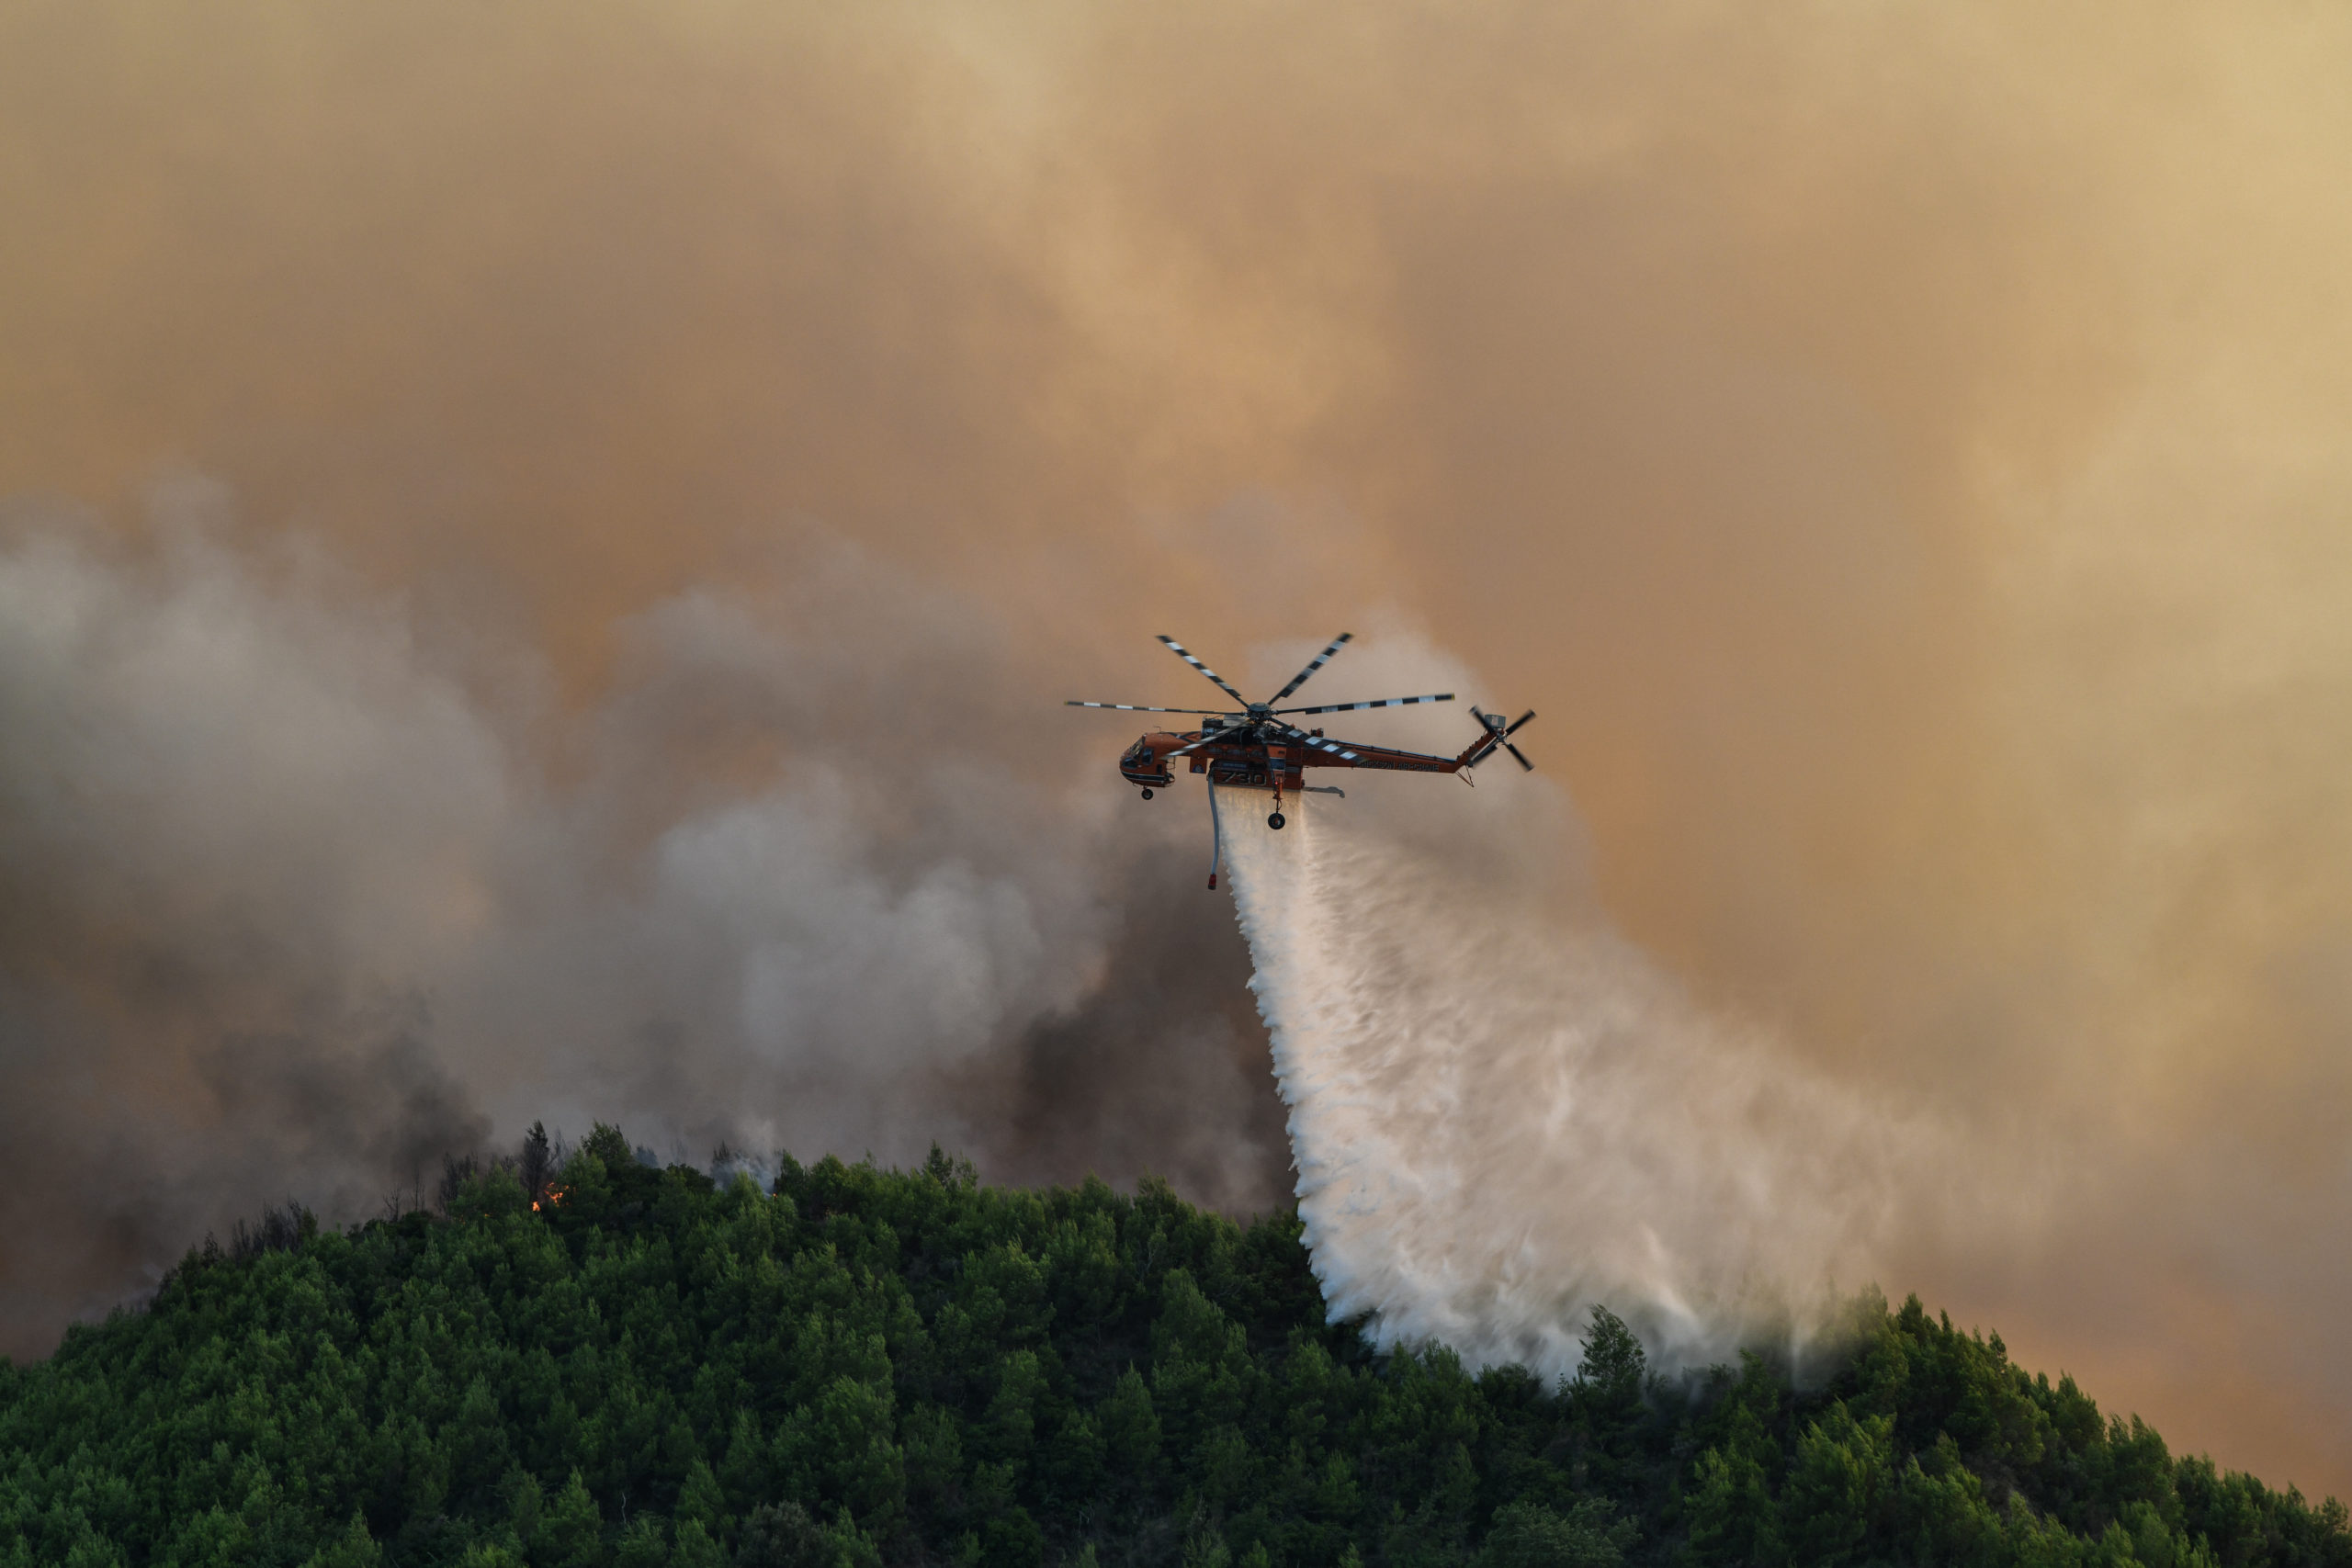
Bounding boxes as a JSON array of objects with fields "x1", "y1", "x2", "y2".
[{"x1": 5, "y1": 0, "x2": 2351, "y2": 1496}]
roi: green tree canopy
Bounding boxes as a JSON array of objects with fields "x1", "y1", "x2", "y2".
[{"x1": 0, "y1": 1131, "x2": 2342, "y2": 1568}]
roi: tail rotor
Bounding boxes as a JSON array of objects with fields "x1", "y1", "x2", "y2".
[{"x1": 1467, "y1": 706, "x2": 1537, "y2": 772}]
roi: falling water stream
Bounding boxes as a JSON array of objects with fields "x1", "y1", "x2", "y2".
[{"x1": 1215, "y1": 783, "x2": 1917, "y2": 1374}]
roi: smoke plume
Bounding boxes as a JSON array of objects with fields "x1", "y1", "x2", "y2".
[{"x1": 0, "y1": 503, "x2": 1288, "y2": 1355}]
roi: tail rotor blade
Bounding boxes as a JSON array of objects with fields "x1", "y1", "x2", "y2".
[
  {"x1": 1158, "y1": 636, "x2": 1250, "y2": 708},
  {"x1": 1268, "y1": 632, "x2": 1353, "y2": 705},
  {"x1": 1464, "y1": 705, "x2": 1534, "y2": 771}
]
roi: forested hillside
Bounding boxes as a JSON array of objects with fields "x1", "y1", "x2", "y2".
[{"x1": 1, "y1": 1125, "x2": 2344, "y2": 1568}]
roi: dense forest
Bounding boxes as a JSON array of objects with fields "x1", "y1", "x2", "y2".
[{"x1": 2, "y1": 1126, "x2": 2345, "y2": 1568}]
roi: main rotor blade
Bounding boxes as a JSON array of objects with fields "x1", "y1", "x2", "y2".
[
  {"x1": 1505, "y1": 709, "x2": 1536, "y2": 735},
  {"x1": 1158, "y1": 636, "x2": 1250, "y2": 708},
  {"x1": 1505, "y1": 741, "x2": 1535, "y2": 772},
  {"x1": 1169, "y1": 726, "x2": 1240, "y2": 758},
  {"x1": 1275, "y1": 693, "x2": 1454, "y2": 716},
  {"x1": 1279, "y1": 724, "x2": 1361, "y2": 762},
  {"x1": 1065, "y1": 701, "x2": 1234, "y2": 714},
  {"x1": 1267, "y1": 632, "x2": 1353, "y2": 705}
]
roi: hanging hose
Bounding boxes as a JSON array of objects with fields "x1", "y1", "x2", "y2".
[{"x1": 1205, "y1": 778, "x2": 1225, "y2": 889}]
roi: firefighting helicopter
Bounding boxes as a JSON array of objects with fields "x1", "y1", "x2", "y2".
[{"x1": 1068, "y1": 633, "x2": 1535, "y2": 887}]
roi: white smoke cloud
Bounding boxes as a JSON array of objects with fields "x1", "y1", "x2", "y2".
[
  {"x1": 0, "y1": 502, "x2": 513, "y2": 991},
  {"x1": 0, "y1": 502, "x2": 1283, "y2": 1355}
]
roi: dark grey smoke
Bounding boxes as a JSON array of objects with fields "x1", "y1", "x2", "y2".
[
  {"x1": 0, "y1": 499, "x2": 1285, "y2": 1360},
  {"x1": 0, "y1": 987, "x2": 489, "y2": 1348},
  {"x1": 968, "y1": 840, "x2": 1291, "y2": 1213}
]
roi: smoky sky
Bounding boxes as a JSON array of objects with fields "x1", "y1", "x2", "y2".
[{"x1": 6, "y1": 0, "x2": 2352, "y2": 1497}]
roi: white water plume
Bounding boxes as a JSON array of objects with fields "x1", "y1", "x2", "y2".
[{"x1": 1219, "y1": 781, "x2": 1924, "y2": 1376}]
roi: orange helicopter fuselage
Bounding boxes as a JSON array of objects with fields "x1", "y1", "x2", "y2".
[{"x1": 1118, "y1": 726, "x2": 1480, "y2": 796}]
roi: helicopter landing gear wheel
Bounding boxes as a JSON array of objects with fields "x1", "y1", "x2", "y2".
[
  {"x1": 1268, "y1": 812, "x2": 1286, "y2": 829},
  {"x1": 1140, "y1": 788, "x2": 1154, "y2": 799}
]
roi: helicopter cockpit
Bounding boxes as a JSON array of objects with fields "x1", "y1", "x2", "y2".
[{"x1": 1120, "y1": 737, "x2": 1171, "y2": 795}]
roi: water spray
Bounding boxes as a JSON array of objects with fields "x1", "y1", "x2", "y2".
[{"x1": 1215, "y1": 781, "x2": 1915, "y2": 1378}]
